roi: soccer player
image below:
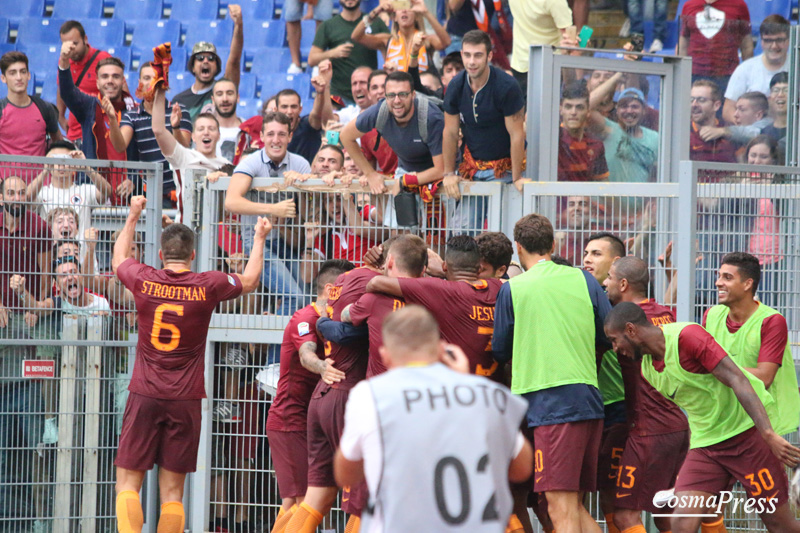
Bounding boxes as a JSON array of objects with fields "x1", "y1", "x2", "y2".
[
  {"x1": 334, "y1": 305, "x2": 533, "y2": 533},
  {"x1": 703, "y1": 252, "x2": 800, "y2": 436},
  {"x1": 492, "y1": 214, "x2": 609, "y2": 533},
  {"x1": 111, "y1": 196, "x2": 270, "y2": 533},
  {"x1": 284, "y1": 262, "x2": 381, "y2": 533},
  {"x1": 267, "y1": 259, "x2": 355, "y2": 533},
  {"x1": 366, "y1": 234, "x2": 503, "y2": 381},
  {"x1": 605, "y1": 302, "x2": 800, "y2": 533},
  {"x1": 476, "y1": 231, "x2": 514, "y2": 280},
  {"x1": 602, "y1": 257, "x2": 689, "y2": 533}
]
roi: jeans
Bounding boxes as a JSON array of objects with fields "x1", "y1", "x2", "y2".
[
  {"x1": 241, "y1": 223, "x2": 306, "y2": 317},
  {"x1": 628, "y1": 0, "x2": 667, "y2": 40},
  {"x1": 450, "y1": 169, "x2": 512, "y2": 236}
]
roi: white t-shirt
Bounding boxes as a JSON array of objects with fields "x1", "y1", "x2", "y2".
[
  {"x1": 165, "y1": 143, "x2": 230, "y2": 223},
  {"x1": 337, "y1": 105, "x2": 361, "y2": 125},
  {"x1": 217, "y1": 124, "x2": 241, "y2": 162},
  {"x1": 339, "y1": 379, "x2": 526, "y2": 533},
  {"x1": 38, "y1": 182, "x2": 102, "y2": 233},
  {"x1": 59, "y1": 292, "x2": 111, "y2": 316},
  {"x1": 725, "y1": 55, "x2": 789, "y2": 101}
]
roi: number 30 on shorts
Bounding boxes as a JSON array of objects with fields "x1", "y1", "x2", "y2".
[
  {"x1": 744, "y1": 468, "x2": 775, "y2": 497},
  {"x1": 151, "y1": 303, "x2": 184, "y2": 351}
]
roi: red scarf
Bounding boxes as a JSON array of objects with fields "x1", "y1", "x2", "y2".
[{"x1": 470, "y1": 0, "x2": 512, "y2": 70}]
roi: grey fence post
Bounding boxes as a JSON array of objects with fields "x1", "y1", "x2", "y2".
[
  {"x1": 80, "y1": 316, "x2": 105, "y2": 533},
  {"x1": 676, "y1": 161, "x2": 697, "y2": 322}
]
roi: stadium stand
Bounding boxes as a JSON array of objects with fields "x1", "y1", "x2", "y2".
[
  {"x1": 113, "y1": 0, "x2": 164, "y2": 20},
  {"x1": 51, "y1": 0, "x2": 105, "y2": 19},
  {"x1": 243, "y1": 19, "x2": 286, "y2": 48},
  {"x1": 79, "y1": 19, "x2": 126, "y2": 49},
  {"x1": 167, "y1": 0, "x2": 222, "y2": 21},
  {"x1": 184, "y1": 19, "x2": 234, "y2": 49},
  {"x1": 15, "y1": 18, "x2": 65, "y2": 46},
  {"x1": 238, "y1": 0, "x2": 276, "y2": 21}
]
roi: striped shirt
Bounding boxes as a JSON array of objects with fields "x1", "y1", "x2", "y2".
[{"x1": 120, "y1": 101, "x2": 192, "y2": 192}]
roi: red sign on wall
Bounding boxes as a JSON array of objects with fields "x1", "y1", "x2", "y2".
[{"x1": 22, "y1": 360, "x2": 56, "y2": 378}]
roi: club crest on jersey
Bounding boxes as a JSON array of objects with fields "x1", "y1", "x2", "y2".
[
  {"x1": 71, "y1": 194, "x2": 82, "y2": 205},
  {"x1": 298, "y1": 322, "x2": 310, "y2": 336}
]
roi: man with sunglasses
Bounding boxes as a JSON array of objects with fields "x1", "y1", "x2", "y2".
[{"x1": 723, "y1": 14, "x2": 790, "y2": 124}]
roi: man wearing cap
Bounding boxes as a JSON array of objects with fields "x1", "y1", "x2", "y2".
[
  {"x1": 588, "y1": 78, "x2": 658, "y2": 183},
  {"x1": 172, "y1": 4, "x2": 243, "y2": 121}
]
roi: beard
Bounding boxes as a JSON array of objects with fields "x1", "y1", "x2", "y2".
[
  {"x1": 341, "y1": 0, "x2": 361, "y2": 10},
  {"x1": 216, "y1": 105, "x2": 237, "y2": 118},
  {"x1": 2, "y1": 203, "x2": 25, "y2": 217}
]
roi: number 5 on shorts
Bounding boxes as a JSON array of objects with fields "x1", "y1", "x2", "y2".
[{"x1": 151, "y1": 303, "x2": 184, "y2": 351}]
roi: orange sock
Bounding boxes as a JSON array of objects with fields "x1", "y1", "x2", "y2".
[
  {"x1": 271, "y1": 505, "x2": 296, "y2": 533},
  {"x1": 605, "y1": 514, "x2": 621, "y2": 533},
  {"x1": 344, "y1": 514, "x2": 361, "y2": 533},
  {"x1": 621, "y1": 526, "x2": 647, "y2": 533},
  {"x1": 505, "y1": 513, "x2": 524, "y2": 533},
  {"x1": 116, "y1": 490, "x2": 144, "y2": 533},
  {"x1": 701, "y1": 517, "x2": 727, "y2": 533},
  {"x1": 285, "y1": 502, "x2": 323, "y2": 533},
  {"x1": 156, "y1": 501, "x2": 185, "y2": 533}
]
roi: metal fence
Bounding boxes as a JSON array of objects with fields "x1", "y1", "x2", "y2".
[{"x1": 0, "y1": 155, "x2": 161, "y2": 532}]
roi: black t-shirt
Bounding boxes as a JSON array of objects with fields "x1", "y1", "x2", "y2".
[
  {"x1": 288, "y1": 115, "x2": 322, "y2": 165},
  {"x1": 443, "y1": 66, "x2": 524, "y2": 161},
  {"x1": 445, "y1": 0, "x2": 493, "y2": 37},
  {"x1": 762, "y1": 123, "x2": 787, "y2": 142}
]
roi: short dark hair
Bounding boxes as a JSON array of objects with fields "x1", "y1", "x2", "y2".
[
  {"x1": 388, "y1": 234, "x2": 428, "y2": 277},
  {"x1": 770, "y1": 71, "x2": 789, "y2": 90},
  {"x1": 275, "y1": 89, "x2": 301, "y2": 106},
  {"x1": 551, "y1": 254, "x2": 572, "y2": 267},
  {"x1": 262, "y1": 111, "x2": 292, "y2": 131},
  {"x1": 611, "y1": 256, "x2": 649, "y2": 296},
  {"x1": 213, "y1": 77, "x2": 238, "y2": 93},
  {"x1": 0, "y1": 51, "x2": 28, "y2": 75},
  {"x1": 587, "y1": 231, "x2": 625, "y2": 258},
  {"x1": 194, "y1": 112, "x2": 220, "y2": 128},
  {"x1": 721, "y1": 252, "x2": 761, "y2": 294},
  {"x1": 95, "y1": 57, "x2": 125, "y2": 74},
  {"x1": 514, "y1": 214, "x2": 554, "y2": 255},
  {"x1": 140, "y1": 61, "x2": 153, "y2": 76},
  {"x1": 368, "y1": 69, "x2": 387, "y2": 87},
  {"x1": 561, "y1": 80, "x2": 589, "y2": 103},
  {"x1": 53, "y1": 238, "x2": 81, "y2": 256},
  {"x1": 462, "y1": 30, "x2": 493, "y2": 53},
  {"x1": 385, "y1": 71, "x2": 414, "y2": 90},
  {"x1": 47, "y1": 140, "x2": 77, "y2": 153},
  {"x1": 442, "y1": 51, "x2": 464, "y2": 72},
  {"x1": 760, "y1": 14, "x2": 790, "y2": 38},
  {"x1": 476, "y1": 232, "x2": 512, "y2": 272},
  {"x1": 692, "y1": 79, "x2": 722, "y2": 102},
  {"x1": 605, "y1": 301, "x2": 649, "y2": 332},
  {"x1": 59, "y1": 20, "x2": 86, "y2": 38},
  {"x1": 419, "y1": 70, "x2": 442, "y2": 89},
  {"x1": 160, "y1": 223, "x2": 195, "y2": 263},
  {"x1": 317, "y1": 143, "x2": 344, "y2": 161},
  {"x1": 316, "y1": 259, "x2": 355, "y2": 295},
  {"x1": 445, "y1": 234, "x2": 481, "y2": 272},
  {"x1": 739, "y1": 91, "x2": 769, "y2": 115}
]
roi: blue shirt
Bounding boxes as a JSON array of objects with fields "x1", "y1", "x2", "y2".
[
  {"x1": 443, "y1": 66, "x2": 524, "y2": 162},
  {"x1": 355, "y1": 97, "x2": 444, "y2": 172},
  {"x1": 493, "y1": 267, "x2": 611, "y2": 426},
  {"x1": 288, "y1": 115, "x2": 322, "y2": 165}
]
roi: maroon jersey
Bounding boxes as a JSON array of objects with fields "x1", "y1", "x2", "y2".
[
  {"x1": 619, "y1": 299, "x2": 688, "y2": 436},
  {"x1": 316, "y1": 267, "x2": 378, "y2": 394},
  {"x1": 116, "y1": 258, "x2": 243, "y2": 400},
  {"x1": 398, "y1": 277, "x2": 503, "y2": 380},
  {"x1": 652, "y1": 324, "x2": 729, "y2": 375},
  {"x1": 349, "y1": 292, "x2": 406, "y2": 378},
  {"x1": 267, "y1": 303, "x2": 326, "y2": 432}
]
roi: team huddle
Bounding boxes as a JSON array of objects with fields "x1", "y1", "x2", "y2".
[{"x1": 111, "y1": 199, "x2": 800, "y2": 533}]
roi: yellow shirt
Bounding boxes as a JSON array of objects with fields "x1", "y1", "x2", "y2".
[{"x1": 509, "y1": 0, "x2": 573, "y2": 73}]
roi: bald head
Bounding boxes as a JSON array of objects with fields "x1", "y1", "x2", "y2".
[
  {"x1": 604, "y1": 256, "x2": 649, "y2": 305},
  {"x1": 380, "y1": 305, "x2": 441, "y2": 367}
]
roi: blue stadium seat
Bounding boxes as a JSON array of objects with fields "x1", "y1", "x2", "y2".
[
  {"x1": 184, "y1": 20, "x2": 233, "y2": 49},
  {"x1": 114, "y1": 0, "x2": 164, "y2": 20},
  {"x1": 129, "y1": 19, "x2": 182, "y2": 49},
  {"x1": 168, "y1": 0, "x2": 221, "y2": 20},
  {"x1": 213, "y1": 46, "x2": 248, "y2": 72},
  {"x1": 243, "y1": 19, "x2": 286, "y2": 48},
  {"x1": 36, "y1": 72, "x2": 58, "y2": 103},
  {"x1": 81, "y1": 19, "x2": 126, "y2": 49},
  {"x1": 106, "y1": 46, "x2": 133, "y2": 69},
  {"x1": 16, "y1": 18, "x2": 66, "y2": 46},
  {"x1": 0, "y1": 83, "x2": 7, "y2": 100},
  {"x1": 250, "y1": 47, "x2": 293, "y2": 74},
  {"x1": 237, "y1": 72, "x2": 257, "y2": 99},
  {"x1": 236, "y1": 98, "x2": 262, "y2": 118},
  {"x1": 52, "y1": 0, "x2": 105, "y2": 19},
  {"x1": 168, "y1": 70, "x2": 194, "y2": 97},
  {"x1": 260, "y1": 73, "x2": 311, "y2": 100},
  {"x1": 4, "y1": 0, "x2": 46, "y2": 19},
  {"x1": 238, "y1": 0, "x2": 276, "y2": 20},
  {"x1": 300, "y1": 19, "x2": 316, "y2": 57},
  {"x1": 0, "y1": 19, "x2": 9, "y2": 44},
  {"x1": 747, "y1": 0, "x2": 792, "y2": 35},
  {"x1": 0, "y1": 44, "x2": 15, "y2": 57},
  {"x1": 16, "y1": 43, "x2": 61, "y2": 80}
]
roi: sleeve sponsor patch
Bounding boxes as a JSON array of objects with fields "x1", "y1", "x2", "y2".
[
  {"x1": 228, "y1": 275, "x2": 236, "y2": 286},
  {"x1": 297, "y1": 322, "x2": 310, "y2": 336}
]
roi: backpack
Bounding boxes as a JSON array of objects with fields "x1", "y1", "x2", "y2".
[
  {"x1": 0, "y1": 95, "x2": 60, "y2": 141},
  {"x1": 373, "y1": 94, "x2": 444, "y2": 152}
]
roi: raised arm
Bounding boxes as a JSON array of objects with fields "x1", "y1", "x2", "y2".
[
  {"x1": 351, "y1": 4, "x2": 391, "y2": 51},
  {"x1": 151, "y1": 86, "x2": 178, "y2": 158},
  {"x1": 58, "y1": 42, "x2": 94, "y2": 124},
  {"x1": 224, "y1": 4, "x2": 243, "y2": 87},
  {"x1": 413, "y1": 0, "x2": 450, "y2": 50},
  {"x1": 233, "y1": 217, "x2": 272, "y2": 294},
  {"x1": 9, "y1": 275, "x2": 54, "y2": 315},
  {"x1": 113, "y1": 195, "x2": 146, "y2": 273},
  {"x1": 341, "y1": 119, "x2": 386, "y2": 194},
  {"x1": 308, "y1": 61, "x2": 334, "y2": 130}
]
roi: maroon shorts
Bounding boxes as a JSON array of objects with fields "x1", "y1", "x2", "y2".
[
  {"x1": 675, "y1": 427, "x2": 789, "y2": 506},
  {"x1": 533, "y1": 418, "x2": 603, "y2": 493},
  {"x1": 115, "y1": 392, "x2": 201, "y2": 474},
  {"x1": 615, "y1": 430, "x2": 690, "y2": 513},
  {"x1": 597, "y1": 422, "x2": 629, "y2": 491},
  {"x1": 267, "y1": 429, "x2": 309, "y2": 499},
  {"x1": 341, "y1": 480, "x2": 368, "y2": 516},
  {"x1": 306, "y1": 388, "x2": 349, "y2": 487}
]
